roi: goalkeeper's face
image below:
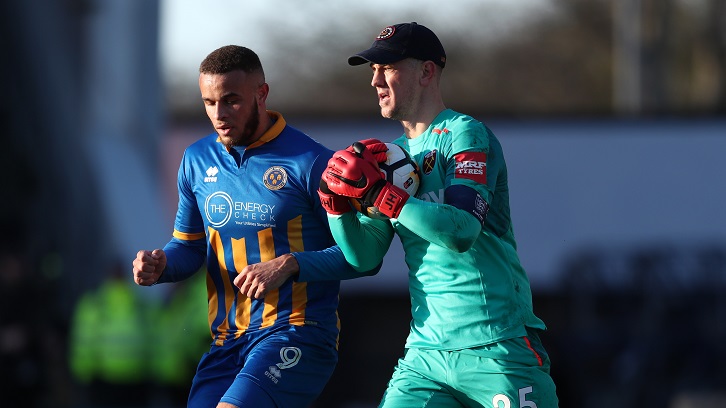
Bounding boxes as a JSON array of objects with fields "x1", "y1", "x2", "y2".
[
  {"x1": 370, "y1": 59, "x2": 422, "y2": 121},
  {"x1": 199, "y1": 70, "x2": 267, "y2": 147}
]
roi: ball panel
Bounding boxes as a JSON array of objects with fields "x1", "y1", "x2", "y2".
[{"x1": 378, "y1": 143, "x2": 420, "y2": 197}]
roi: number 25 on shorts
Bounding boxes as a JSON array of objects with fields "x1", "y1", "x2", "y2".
[{"x1": 492, "y1": 386, "x2": 537, "y2": 408}]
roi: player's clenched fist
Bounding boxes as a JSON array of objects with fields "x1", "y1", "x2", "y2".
[
  {"x1": 324, "y1": 142, "x2": 410, "y2": 219},
  {"x1": 323, "y1": 148, "x2": 383, "y2": 199},
  {"x1": 132, "y1": 249, "x2": 166, "y2": 286},
  {"x1": 346, "y1": 138, "x2": 388, "y2": 164}
]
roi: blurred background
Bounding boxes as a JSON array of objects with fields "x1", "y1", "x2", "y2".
[{"x1": 1, "y1": 0, "x2": 725, "y2": 407}]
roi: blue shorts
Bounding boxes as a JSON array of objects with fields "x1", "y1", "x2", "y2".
[{"x1": 187, "y1": 325, "x2": 338, "y2": 407}]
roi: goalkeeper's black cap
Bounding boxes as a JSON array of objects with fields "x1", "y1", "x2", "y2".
[{"x1": 348, "y1": 22, "x2": 446, "y2": 68}]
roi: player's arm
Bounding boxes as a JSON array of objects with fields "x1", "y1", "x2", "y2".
[
  {"x1": 236, "y1": 245, "x2": 382, "y2": 299},
  {"x1": 396, "y1": 128, "x2": 496, "y2": 252},
  {"x1": 239, "y1": 226, "x2": 382, "y2": 290},
  {"x1": 155, "y1": 149, "x2": 208, "y2": 283},
  {"x1": 394, "y1": 191, "x2": 483, "y2": 253},
  {"x1": 133, "y1": 234, "x2": 206, "y2": 286},
  {"x1": 343, "y1": 131, "x2": 494, "y2": 253},
  {"x1": 326, "y1": 211, "x2": 394, "y2": 272},
  {"x1": 298, "y1": 150, "x2": 384, "y2": 279},
  {"x1": 314, "y1": 147, "x2": 393, "y2": 271},
  {"x1": 156, "y1": 236, "x2": 207, "y2": 283},
  {"x1": 293, "y1": 243, "x2": 383, "y2": 281},
  {"x1": 323, "y1": 141, "x2": 483, "y2": 253}
]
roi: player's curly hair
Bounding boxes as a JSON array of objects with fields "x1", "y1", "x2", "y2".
[{"x1": 199, "y1": 45, "x2": 265, "y2": 80}]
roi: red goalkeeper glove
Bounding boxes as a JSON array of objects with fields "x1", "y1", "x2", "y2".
[
  {"x1": 346, "y1": 138, "x2": 388, "y2": 165},
  {"x1": 317, "y1": 179, "x2": 352, "y2": 215},
  {"x1": 323, "y1": 143, "x2": 409, "y2": 219}
]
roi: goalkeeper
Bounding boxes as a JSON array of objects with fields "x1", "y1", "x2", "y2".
[{"x1": 320, "y1": 22, "x2": 559, "y2": 407}]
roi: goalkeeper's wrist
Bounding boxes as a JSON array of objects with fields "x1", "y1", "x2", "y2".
[
  {"x1": 319, "y1": 179, "x2": 353, "y2": 215},
  {"x1": 365, "y1": 180, "x2": 410, "y2": 219},
  {"x1": 318, "y1": 188, "x2": 352, "y2": 215}
]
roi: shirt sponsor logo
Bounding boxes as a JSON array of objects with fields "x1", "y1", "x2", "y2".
[
  {"x1": 204, "y1": 166, "x2": 219, "y2": 183},
  {"x1": 204, "y1": 191, "x2": 277, "y2": 229},
  {"x1": 454, "y1": 152, "x2": 487, "y2": 184},
  {"x1": 263, "y1": 166, "x2": 287, "y2": 190},
  {"x1": 420, "y1": 188, "x2": 445, "y2": 204}
]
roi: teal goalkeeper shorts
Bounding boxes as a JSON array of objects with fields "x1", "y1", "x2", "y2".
[{"x1": 379, "y1": 329, "x2": 559, "y2": 408}]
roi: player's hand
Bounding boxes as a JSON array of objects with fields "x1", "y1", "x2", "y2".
[
  {"x1": 325, "y1": 143, "x2": 409, "y2": 219},
  {"x1": 132, "y1": 249, "x2": 166, "y2": 286},
  {"x1": 323, "y1": 148, "x2": 384, "y2": 199},
  {"x1": 318, "y1": 179, "x2": 353, "y2": 215},
  {"x1": 346, "y1": 138, "x2": 388, "y2": 164},
  {"x1": 234, "y1": 253, "x2": 299, "y2": 299}
]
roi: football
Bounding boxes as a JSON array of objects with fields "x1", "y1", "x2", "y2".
[
  {"x1": 353, "y1": 143, "x2": 420, "y2": 219},
  {"x1": 378, "y1": 143, "x2": 420, "y2": 197}
]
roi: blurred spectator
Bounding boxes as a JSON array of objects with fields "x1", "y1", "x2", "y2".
[
  {"x1": 68, "y1": 260, "x2": 149, "y2": 407},
  {"x1": 148, "y1": 269, "x2": 210, "y2": 407}
]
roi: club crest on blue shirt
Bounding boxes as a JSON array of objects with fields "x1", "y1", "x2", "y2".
[{"x1": 263, "y1": 166, "x2": 288, "y2": 190}]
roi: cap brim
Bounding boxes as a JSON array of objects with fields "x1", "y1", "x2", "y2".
[
  {"x1": 347, "y1": 48, "x2": 405, "y2": 66},
  {"x1": 347, "y1": 54, "x2": 371, "y2": 66}
]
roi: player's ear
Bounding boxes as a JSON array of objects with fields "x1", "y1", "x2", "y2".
[
  {"x1": 420, "y1": 61, "x2": 437, "y2": 84},
  {"x1": 256, "y1": 82, "x2": 270, "y2": 104}
]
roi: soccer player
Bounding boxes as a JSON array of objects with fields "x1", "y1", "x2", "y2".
[
  {"x1": 321, "y1": 23, "x2": 560, "y2": 407},
  {"x1": 132, "y1": 45, "x2": 378, "y2": 408}
]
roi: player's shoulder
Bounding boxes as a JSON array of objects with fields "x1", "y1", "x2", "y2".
[
  {"x1": 279, "y1": 124, "x2": 334, "y2": 158},
  {"x1": 428, "y1": 110, "x2": 488, "y2": 142},
  {"x1": 433, "y1": 110, "x2": 492, "y2": 151},
  {"x1": 179, "y1": 133, "x2": 223, "y2": 161},
  {"x1": 438, "y1": 109, "x2": 487, "y2": 132},
  {"x1": 282, "y1": 125, "x2": 328, "y2": 148},
  {"x1": 186, "y1": 132, "x2": 221, "y2": 151}
]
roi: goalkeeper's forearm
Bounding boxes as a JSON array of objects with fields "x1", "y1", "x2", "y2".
[
  {"x1": 327, "y1": 211, "x2": 394, "y2": 272},
  {"x1": 396, "y1": 197, "x2": 481, "y2": 253}
]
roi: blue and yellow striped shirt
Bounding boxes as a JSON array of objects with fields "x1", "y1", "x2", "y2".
[{"x1": 160, "y1": 111, "x2": 365, "y2": 346}]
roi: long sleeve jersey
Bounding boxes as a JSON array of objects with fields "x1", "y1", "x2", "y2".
[
  {"x1": 329, "y1": 109, "x2": 545, "y2": 350},
  {"x1": 159, "y1": 111, "x2": 375, "y2": 346}
]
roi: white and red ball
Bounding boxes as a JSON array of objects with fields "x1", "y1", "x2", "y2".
[
  {"x1": 378, "y1": 143, "x2": 420, "y2": 197},
  {"x1": 353, "y1": 143, "x2": 420, "y2": 219}
]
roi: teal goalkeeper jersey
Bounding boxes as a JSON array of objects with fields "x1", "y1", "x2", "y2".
[{"x1": 337, "y1": 109, "x2": 546, "y2": 351}]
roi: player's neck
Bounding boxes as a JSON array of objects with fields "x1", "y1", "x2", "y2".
[
  {"x1": 401, "y1": 102, "x2": 446, "y2": 139},
  {"x1": 245, "y1": 110, "x2": 274, "y2": 146}
]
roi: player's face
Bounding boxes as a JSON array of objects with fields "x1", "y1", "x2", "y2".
[
  {"x1": 199, "y1": 70, "x2": 268, "y2": 147},
  {"x1": 369, "y1": 59, "x2": 423, "y2": 121}
]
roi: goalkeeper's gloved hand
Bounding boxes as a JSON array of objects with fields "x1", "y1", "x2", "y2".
[
  {"x1": 346, "y1": 138, "x2": 388, "y2": 165},
  {"x1": 323, "y1": 143, "x2": 409, "y2": 219},
  {"x1": 317, "y1": 179, "x2": 352, "y2": 215}
]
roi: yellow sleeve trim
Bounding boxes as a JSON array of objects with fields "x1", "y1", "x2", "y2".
[{"x1": 172, "y1": 229, "x2": 206, "y2": 241}]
